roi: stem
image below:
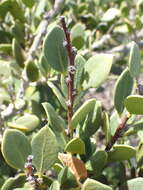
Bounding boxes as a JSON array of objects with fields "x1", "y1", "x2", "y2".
[
  {"x1": 60, "y1": 16, "x2": 76, "y2": 138},
  {"x1": 105, "y1": 115, "x2": 129, "y2": 152}
]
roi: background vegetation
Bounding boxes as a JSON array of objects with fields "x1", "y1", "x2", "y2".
[{"x1": 1, "y1": 0, "x2": 143, "y2": 190}]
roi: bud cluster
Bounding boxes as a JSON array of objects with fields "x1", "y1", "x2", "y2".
[{"x1": 25, "y1": 155, "x2": 45, "y2": 190}]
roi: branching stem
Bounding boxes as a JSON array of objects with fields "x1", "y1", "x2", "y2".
[{"x1": 105, "y1": 115, "x2": 130, "y2": 152}]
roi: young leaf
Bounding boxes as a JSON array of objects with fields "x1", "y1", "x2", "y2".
[
  {"x1": 82, "y1": 178, "x2": 113, "y2": 190},
  {"x1": 26, "y1": 61, "x2": 39, "y2": 82},
  {"x1": 128, "y1": 41, "x2": 141, "y2": 78},
  {"x1": 8, "y1": 114, "x2": 40, "y2": 132},
  {"x1": 108, "y1": 145, "x2": 136, "y2": 162},
  {"x1": 71, "y1": 99, "x2": 96, "y2": 129},
  {"x1": 114, "y1": 68, "x2": 133, "y2": 115},
  {"x1": 42, "y1": 102, "x2": 65, "y2": 133},
  {"x1": 71, "y1": 23, "x2": 85, "y2": 50},
  {"x1": 1, "y1": 174, "x2": 26, "y2": 190},
  {"x1": 31, "y1": 125, "x2": 59, "y2": 175},
  {"x1": 110, "y1": 110, "x2": 120, "y2": 136},
  {"x1": 44, "y1": 25, "x2": 68, "y2": 73},
  {"x1": 83, "y1": 54, "x2": 114, "y2": 90},
  {"x1": 2, "y1": 129, "x2": 31, "y2": 170},
  {"x1": 65, "y1": 137, "x2": 85, "y2": 155},
  {"x1": 124, "y1": 95, "x2": 143, "y2": 115}
]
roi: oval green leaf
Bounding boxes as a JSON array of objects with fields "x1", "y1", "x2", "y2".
[
  {"x1": 83, "y1": 54, "x2": 114, "y2": 90},
  {"x1": 8, "y1": 114, "x2": 40, "y2": 132},
  {"x1": 1, "y1": 174, "x2": 26, "y2": 190},
  {"x1": 114, "y1": 68, "x2": 133, "y2": 115},
  {"x1": 128, "y1": 41, "x2": 141, "y2": 78},
  {"x1": 2, "y1": 129, "x2": 31, "y2": 170},
  {"x1": 31, "y1": 125, "x2": 59, "y2": 175},
  {"x1": 44, "y1": 25, "x2": 68, "y2": 73},
  {"x1": 124, "y1": 95, "x2": 143, "y2": 114},
  {"x1": 71, "y1": 98, "x2": 96, "y2": 129},
  {"x1": 12, "y1": 39, "x2": 25, "y2": 68},
  {"x1": 82, "y1": 178, "x2": 113, "y2": 190},
  {"x1": 71, "y1": 23, "x2": 85, "y2": 50},
  {"x1": 26, "y1": 61, "x2": 39, "y2": 82},
  {"x1": 65, "y1": 137, "x2": 85, "y2": 154},
  {"x1": 108, "y1": 145, "x2": 136, "y2": 162},
  {"x1": 42, "y1": 102, "x2": 65, "y2": 133}
]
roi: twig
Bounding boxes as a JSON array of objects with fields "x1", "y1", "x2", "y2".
[
  {"x1": 60, "y1": 16, "x2": 76, "y2": 138},
  {"x1": 105, "y1": 115, "x2": 130, "y2": 152},
  {"x1": 27, "y1": 0, "x2": 65, "y2": 62}
]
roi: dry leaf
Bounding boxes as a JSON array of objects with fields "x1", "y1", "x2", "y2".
[{"x1": 58, "y1": 153, "x2": 87, "y2": 181}]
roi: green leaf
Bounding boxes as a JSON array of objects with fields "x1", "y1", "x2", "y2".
[
  {"x1": 38, "y1": 54, "x2": 51, "y2": 77},
  {"x1": 114, "y1": 68, "x2": 133, "y2": 115},
  {"x1": 44, "y1": 25, "x2": 68, "y2": 73},
  {"x1": 42, "y1": 102, "x2": 65, "y2": 133},
  {"x1": 31, "y1": 125, "x2": 59, "y2": 175},
  {"x1": 124, "y1": 95, "x2": 143, "y2": 114},
  {"x1": 26, "y1": 61, "x2": 39, "y2": 82},
  {"x1": 120, "y1": 178, "x2": 143, "y2": 190},
  {"x1": 12, "y1": 39, "x2": 25, "y2": 68},
  {"x1": 49, "y1": 181, "x2": 60, "y2": 190},
  {"x1": 82, "y1": 178, "x2": 113, "y2": 190},
  {"x1": 83, "y1": 54, "x2": 114, "y2": 90},
  {"x1": 108, "y1": 145, "x2": 136, "y2": 162},
  {"x1": 21, "y1": 0, "x2": 34, "y2": 8},
  {"x1": 0, "y1": 0, "x2": 10, "y2": 19},
  {"x1": 128, "y1": 41, "x2": 141, "y2": 78},
  {"x1": 102, "y1": 8, "x2": 120, "y2": 22},
  {"x1": 71, "y1": 99, "x2": 96, "y2": 129},
  {"x1": 8, "y1": 114, "x2": 40, "y2": 132},
  {"x1": 2, "y1": 129, "x2": 31, "y2": 170},
  {"x1": 47, "y1": 81, "x2": 67, "y2": 110},
  {"x1": 71, "y1": 23, "x2": 85, "y2": 50},
  {"x1": 102, "y1": 111, "x2": 111, "y2": 144},
  {"x1": 11, "y1": 22, "x2": 25, "y2": 44},
  {"x1": 110, "y1": 110, "x2": 120, "y2": 136},
  {"x1": 86, "y1": 150, "x2": 107, "y2": 176},
  {"x1": 79, "y1": 100, "x2": 102, "y2": 139},
  {"x1": 1, "y1": 174, "x2": 26, "y2": 190},
  {"x1": 10, "y1": 0, "x2": 25, "y2": 22},
  {"x1": 74, "y1": 54, "x2": 86, "y2": 91},
  {"x1": 65, "y1": 137, "x2": 85, "y2": 154}
]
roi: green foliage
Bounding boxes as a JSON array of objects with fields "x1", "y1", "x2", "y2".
[
  {"x1": 124, "y1": 95, "x2": 143, "y2": 114},
  {"x1": 44, "y1": 25, "x2": 68, "y2": 73},
  {"x1": 31, "y1": 125, "x2": 59, "y2": 175},
  {"x1": 2, "y1": 129, "x2": 31, "y2": 170},
  {"x1": 1, "y1": 0, "x2": 143, "y2": 189},
  {"x1": 114, "y1": 68, "x2": 133, "y2": 115},
  {"x1": 83, "y1": 54, "x2": 114, "y2": 90}
]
